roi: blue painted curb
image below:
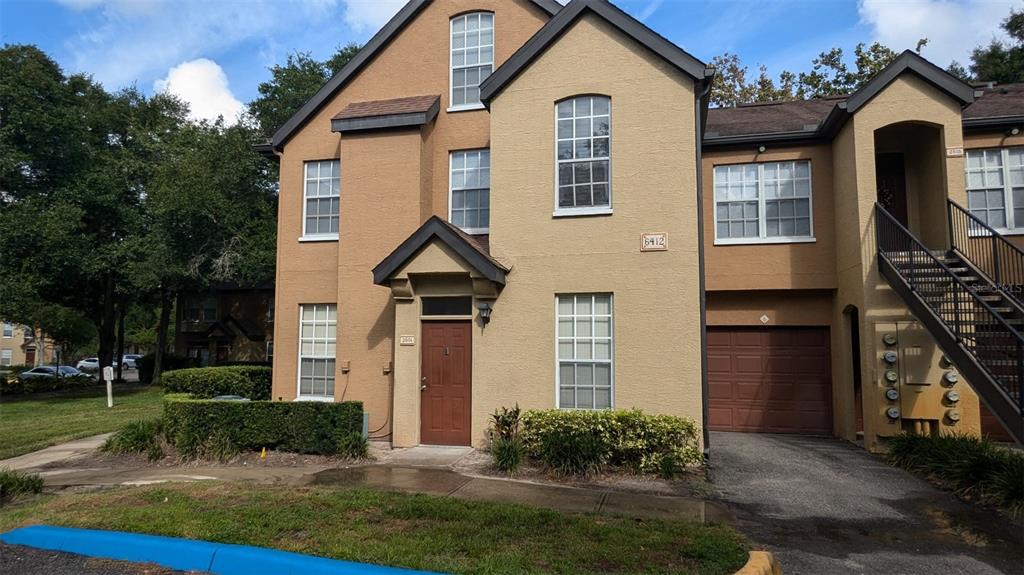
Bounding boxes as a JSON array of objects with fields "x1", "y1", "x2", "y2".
[{"x1": 1, "y1": 526, "x2": 446, "y2": 575}]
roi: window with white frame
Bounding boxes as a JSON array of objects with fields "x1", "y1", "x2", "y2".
[
  {"x1": 303, "y1": 160, "x2": 340, "y2": 238},
  {"x1": 556, "y1": 96, "x2": 611, "y2": 213},
  {"x1": 714, "y1": 160, "x2": 813, "y2": 243},
  {"x1": 2, "y1": 322, "x2": 12, "y2": 338},
  {"x1": 450, "y1": 150, "x2": 490, "y2": 233},
  {"x1": 0, "y1": 349, "x2": 11, "y2": 366},
  {"x1": 557, "y1": 294, "x2": 613, "y2": 409},
  {"x1": 966, "y1": 147, "x2": 1024, "y2": 232},
  {"x1": 450, "y1": 12, "x2": 493, "y2": 109},
  {"x1": 298, "y1": 304, "x2": 336, "y2": 398}
]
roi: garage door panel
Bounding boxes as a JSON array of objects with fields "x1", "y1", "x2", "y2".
[{"x1": 708, "y1": 327, "x2": 832, "y2": 435}]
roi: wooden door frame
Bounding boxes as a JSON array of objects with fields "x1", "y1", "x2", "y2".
[{"x1": 419, "y1": 319, "x2": 473, "y2": 446}]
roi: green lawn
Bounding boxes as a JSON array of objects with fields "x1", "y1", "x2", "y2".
[
  {"x1": 0, "y1": 483, "x2": 749, "y2": 575},
  {"x1": 0, "y1": 385, "x2": 163, "y2": 460}
]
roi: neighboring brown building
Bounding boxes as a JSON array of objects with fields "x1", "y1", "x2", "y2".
[
  {"x1": 174, "y1": 284, "x2": 274, "y2": 366},
  {"x1": 0, "y1": 321, "x2": 55, "y2": 367},
  {"x1": 264, "y1": 0, "x2": 1023, "y2": 450}
]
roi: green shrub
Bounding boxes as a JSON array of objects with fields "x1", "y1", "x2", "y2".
[
  {"x1": 162, "y1": 366, "x2": 272, "y2": 400},
  {"x1": 335, "y1": 431, "x2": 369, "y2": 459},
  {"x1": 0, "y1": 373, "x2": 95, "y2": 396},
  {"x1": 520, "y1": 409, "x2": 701, "y2": 476},
  {"x1": 137, "y1": 353, "x2": 194, "y2": 384},
  {"x1": 0, "y1": 468, "x2": 44, "y2": 499},
  {"x1": 491, "y1": 436, "x2": 525, "y2": 473},
  {"x1": 198, "y1": 430, "x2": 240, "y2": 462},
  {"x1": 103, "y1": 419, "x2": 165, "y2": 461},
  {"x1": 163, "y1": 394, "x2": 364, "y2": 457},
  {"x1": 886, "y1": 432, "x2": 1024, "y2": 518}
]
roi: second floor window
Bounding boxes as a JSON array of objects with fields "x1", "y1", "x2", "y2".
[
  {"x1": 450, "y1": 150, "x2": 490, "y2": 234},
  {"x1": 450, "y1": 12, "x2": 493, "y2": 109},
  {"x1": 304, "y1": 160, "x2": 340, "y2": 238},
  {"x1": 556, "y1": 95, "x2": 611, "y2": 214},
  {"x1": 966, "y1": 147, "x2": 1023, "y2": 232},
  {"x1": 2, "y1": 323, "x2": 11, "y2": 338},
  {"x1": 185, "y1": 297, "x2": 217, "y2": 322},
  {"x1": 714, "y1": 160, "x2": 813, "y2": 244}
]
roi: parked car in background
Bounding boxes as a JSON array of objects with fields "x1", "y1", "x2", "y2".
[
  {"x1": 122, "y1": 354, "x2": 143, "y2": 369},
  {"x1": 77, "y1": 355, "x2": 140, "y2": 371},
  {"x1": 76, "y1": 358, "x2": 101, "y2": 371},
  {"x1": 18, "y1": 365, "x2": 90, "y2": 381}
]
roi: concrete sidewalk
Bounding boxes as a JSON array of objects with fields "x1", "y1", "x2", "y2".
[{"x1": 0, "y1": 434, "x2": 112, "y2": 472}]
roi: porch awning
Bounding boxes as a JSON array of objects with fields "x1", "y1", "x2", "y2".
[{"x1": 372, "y1": 216, "x2": 508, "y2": 286}]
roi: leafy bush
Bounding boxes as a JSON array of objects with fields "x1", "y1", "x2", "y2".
[
  {"x1": 163, "y1": 394, "x2": 364, "y2": 458},
  {"x1": 197, "y1": 429, "x2": 240, "y2": 462},
  {"x1": 137, "y1": 353, "x2": 194, "y2": 384},
  {"x1": 0, "y1": 373, "x2": 95, "y2": 396},
  {"x1": 520, "y1": 409, "x2": 701, "y2": 476},
  {"x1": 0, "y1": 468, "x2": 44, "y2": 499},
  {"x1": 488, "y1": 405, "x2": 524, "y2": 472},
  {"x1": 335, "y1": 431, "x2": 369, "y2": 459},
  {"x1": 103, "y1": 419, "x2": 164, "y2": 461},
  {"x1": 886, "y1": 432, "x2": 1024, "y2": 518},
  {"x1": 162, "y1": 366, "x2": 273, "y2": 400}
]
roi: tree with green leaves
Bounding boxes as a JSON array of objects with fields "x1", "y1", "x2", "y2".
[{"x1": 951, "y1": 8, "x2": 1023, "y2": 83}]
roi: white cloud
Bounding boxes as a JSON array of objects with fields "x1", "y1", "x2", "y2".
[
  {"x1": 637, "y1": 0, "x2": 665, "y2": 22},
  {"x1": 858, "y1": 0, "x2": 1015, "y2": 67},
  {"x1": 341, "y1": 0, "x2": 405, "y2": 33},
  {"x1": 154, "y1": 59, "x2": 244, "y2": 125}
]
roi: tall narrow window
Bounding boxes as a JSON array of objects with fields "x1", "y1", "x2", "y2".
[
  {"x1": 450, "y1": 150, "x2": 490, "y2": 233},
  {"x1": 450, "y1": 12, "x2": 494, "y2": 109},
  {"x1": 966, "y1": 147, "x2": 1024, "y2": 231},
  {"x1": 298, "y1": 304, "x2": 336, "y2": 399},
  {"x1": 0, "y1": 349, "x2": 11, "y2": 366},
  {"x1": 556, "y1": 96, "x2": 611, "y2": 213},
  {"x1": 557, "y1": 294, "x2": 613, "y2": 409},
  {"x1": 303, "y1": 160, "x2": 340, "y2": 238},
  {"x1": 2, "y1": 323, "x2": 12, "y2": 338},
  {"x1": 713, "y1": 160, "x2": 813, "y2": 243}
]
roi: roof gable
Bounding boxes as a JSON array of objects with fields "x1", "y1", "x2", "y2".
[
  {"x1": 270, "y1": 0, "x2": 563, "y2": 150},
  {"x1": 373, "y1": 216, "x2": 508, "y2": 285},
  {"x1": 479, "y1": 0, "x2": 708, "y2": 105},
  {"x1": 845, "y1": 50, "x2": 974, "y2": 114}
]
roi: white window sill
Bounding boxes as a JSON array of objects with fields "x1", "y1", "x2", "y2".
[
  {"x1": 294, "y1": 395, "x2": 334, "y2": 403},
  {"x1": 553, "y1": 207, "x2": 613, "y2": 218},
  {"x1": 459, "y1": 228, "x2": 489, "y2": 235},
  {"x1": 714, "y1": 236, "x2": 817, "y2": 246},
  {"x1": 968, "y1": 228, "x2": 1024, "y2": 237},
  {"x1": 298, "y1": 234, "x2": 339, "y2": 243},
  {"x1": 447, "y1": 103, "x2": 486, "y2": 113}
]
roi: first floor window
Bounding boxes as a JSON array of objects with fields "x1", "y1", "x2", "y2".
[
  {"x1": 450, "y1": 150, "x2": 490, "y2": 233},
  {"x1": 966, "y1": 147, "x2": 1023, "y2": 231},
  {"x1": 556, "y1": 96, "x2": 611, "y2": 212},
  {"x1": 304, "y1": 160, "x2": 340, "y2": 237},
  {"x1": 299, "y1": 304, "x2": 336, "y2": 398},
  {"x1": 714, "y1": 160, "x2": 813, "y2": 242},
  {"x1": 2, "y1": 322, "x2": 12, "y2": 338},
  {"x1": 0, "y1": 349, "x2": 11, "y2": 366},
  {"x1": 266, "y1": 341, "x2": 274, "y2": 362},
  {"x1": 557, "y1": 294, "x2": 613, "y2": 409}
]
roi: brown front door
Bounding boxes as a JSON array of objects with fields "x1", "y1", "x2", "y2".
[
  {"x1": 876, "y1": 153, "x2": 908, "y2": 226},
  {"x1": 420, "y1": 321, "x2": 472, "y2": 445}
]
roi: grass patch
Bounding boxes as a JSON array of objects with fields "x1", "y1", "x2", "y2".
[
  {"x1": 102, "y1": 418, "x2": 165, "y2": 461},
  {"x1": 0, "y1": 483, "x2": 748, "y2": 574},
  {"x1": 886, "y1": 432, "x2": 1024, "y2": 518},
  {"x1": 0, "y1": 469, "x2": 43, "y2": 500},
  {"x1": 0, "y1": 385, "x2": 163, "y2": 460}
]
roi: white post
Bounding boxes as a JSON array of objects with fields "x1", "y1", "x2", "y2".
[{"x1": 103, "y1": 366, "x2": 114, "y2": 408}]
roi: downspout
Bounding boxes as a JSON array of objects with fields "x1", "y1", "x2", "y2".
[{"x1": 696, "y1": 68, "x2": 715, "y2": 461}]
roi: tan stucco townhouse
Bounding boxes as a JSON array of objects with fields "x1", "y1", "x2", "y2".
[{"x1": 262, "y1": 0, "x2": 1024, "y2": 452}]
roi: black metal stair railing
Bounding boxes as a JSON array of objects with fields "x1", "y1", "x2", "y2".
[
  {"x1": 948, "y1": 199, "x2": 1024, "y2": 306},
  {"x1": 876, "y1": 203, "x2": 1023, "y2": 442}
]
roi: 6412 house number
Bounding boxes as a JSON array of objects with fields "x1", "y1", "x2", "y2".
[{"x1": 641, "y1": 233, "x2": 667, "y2": 252}]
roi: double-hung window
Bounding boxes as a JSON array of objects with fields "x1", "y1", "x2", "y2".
[
  {"x1": 1, "y1": 323, "x2": 11, "y2": 338},
  {"x1": 298, "y1": 304, "x2": 336, "y2": 400},
  {"x1": 556, "y1": 96, "x2": 611, "y2": 214},
  {"x1": 303, "y1": 160, "x2": 340, "y2": 239},
  {"x1": 450, "y1": 150, "x2": 490, "y2": 234},
  {"x1": 0, "y1": 349, "x2": 11, "y2": 366},
  {"x1": 965, "y1": 147, "x2": 1024, "y2": 232},
  {"x1": 450, "y1": 12, "x2": 493, "y2": 109},
  {"x1": 557, "y1": 294, "x2": 613, "y2": 409},
  {"x1": 714, "y1": 160, "x2": 813, "y2": 244}
]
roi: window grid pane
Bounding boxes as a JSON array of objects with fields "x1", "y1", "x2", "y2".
[
  {"x1": 714, "y1": 160, "x2": 813, "y2": 240},
  {"x1": 303, "y1": 160, "x2": 339, "y2": 236},
  {"x1": 450, "y1": 150, "x2": 490, "y2": 232},
  {"x1": 557, "y1": 294, "x2": 612, "y2": 410},
  {"x1": 557, "y1": 96, "x2": 611, "y2": 209},
  {"x1": 298, "y1": 304, "x2": 336, "y2": 397},
  {"x1": 451, "y1": 13, "x2": 494, "y2": 107},
  {"x1": 967, "y1": 147, "x2": 1024, "y2": 231}
]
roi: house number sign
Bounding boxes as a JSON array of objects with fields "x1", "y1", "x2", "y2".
[
  {"x1": 641, "y1": 233, "x2": 667, "y2": 252},
  {"x1": 399, "y1": 335, "x2": 415, "y2": 346}
]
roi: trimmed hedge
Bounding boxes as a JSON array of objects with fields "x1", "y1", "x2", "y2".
[
  {"x1": 163, "y1": 394, "x2": 364, "y2": 457},
  {"x1": 162, "y1": 366, "x2": 273, "y2": 400},
  {"x1": 137, "y1": 353, "x2": 194, "y2": 384},
  {"x1": 520, "y1": 408, "x2": 702, "y2": 475},
  {"x1": 1, "y1": 374, "x2": 95, "y2": 396}
]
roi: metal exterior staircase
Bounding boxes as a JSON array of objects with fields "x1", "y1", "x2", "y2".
[
  {"x1": 948, "y1": 199, "x2": 1024, "y2": 309},
  {"x1": 875, "y1": 203, "x2": 1024, "y2": 444}
]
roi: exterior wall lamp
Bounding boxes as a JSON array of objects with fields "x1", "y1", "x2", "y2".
[{"x1": 477, "y1": 301, "x2": 493, "y2": 325}]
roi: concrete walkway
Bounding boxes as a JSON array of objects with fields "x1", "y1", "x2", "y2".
[{"x1": 0, "y1": 434, "x2": 112, "y2": 472}]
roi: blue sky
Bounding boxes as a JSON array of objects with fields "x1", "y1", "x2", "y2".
[{"x1": 0, "y1": 0, "x2": 1016, "y2": 124}]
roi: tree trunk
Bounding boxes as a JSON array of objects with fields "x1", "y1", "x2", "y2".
[
  {"x1": 116, "y1": 299, "x2": 126, "y2": 382},
  {"x1": 97, "y1": 273, "x2": 116, "y2": 373},
  {"x1": 153, "y1": 288, "x2": 172, "y2": 385}
]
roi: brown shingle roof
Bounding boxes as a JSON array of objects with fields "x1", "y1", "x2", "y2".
[
  {"x1": 964, "y1": 83, "x2": 1024, "y2": 120},
  {"x1": 705, "y1": 96, "x2": 844, "y2": 138},
  {"x1": 334, "y1": 95, "x2": 440, "y2": 121}
]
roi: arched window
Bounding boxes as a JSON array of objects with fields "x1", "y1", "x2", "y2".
[
  {"x1": 556, "y1": 95, "x2": 611, "y2": 214},
  {"x1": 450, "y1": 12, "x2": 494, "y2": 109}
]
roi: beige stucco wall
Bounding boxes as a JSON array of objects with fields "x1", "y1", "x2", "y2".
[
  {"x1": 829, "y1": 74, "x2": 981, "y2": 451},
  {"x1": 475, "y1": 14, "x2": 703, "y2": 447},
  {"x1": 271, "y1": 0, "x2": 550, "y2": 431},
  {"x1": 703, "y1": 145, "x2": 837, "y2": 290},
  {"x1": 706, "y1": 290, "x2": 834, "y2": 326}
]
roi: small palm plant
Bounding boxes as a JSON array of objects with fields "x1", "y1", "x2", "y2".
[{"x1": 489, "y1": 404, "x2": 524, "y2": 473}]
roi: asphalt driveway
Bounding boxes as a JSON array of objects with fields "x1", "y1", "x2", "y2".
[{"x1": 708, "y1": 432, "x2": 1022, "y2": 575}]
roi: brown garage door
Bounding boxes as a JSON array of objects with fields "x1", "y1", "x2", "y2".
[{"x1": 708, "y1": 327, "x2": 832, "y2": 435}]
